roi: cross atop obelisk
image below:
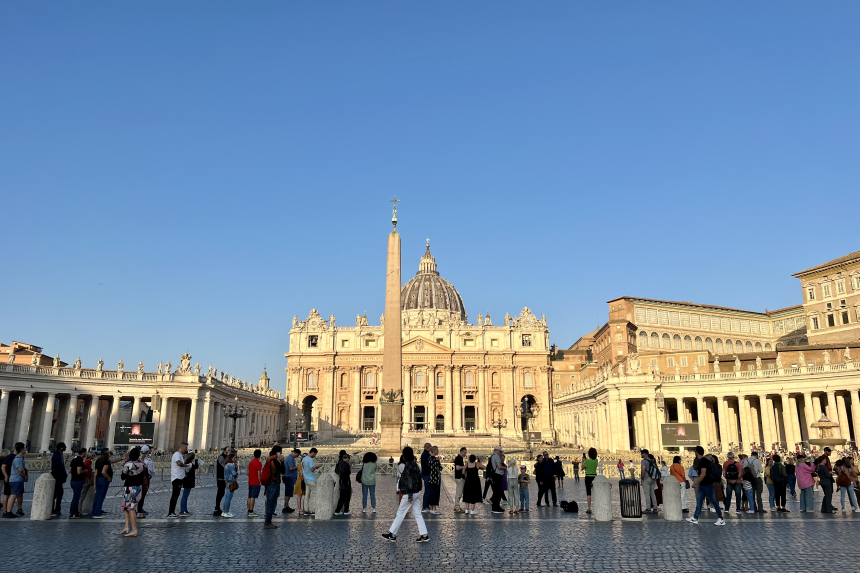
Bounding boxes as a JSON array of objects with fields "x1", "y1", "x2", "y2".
[{"x1": 380, "y1": 197, "x2": 403, "y2": 455}]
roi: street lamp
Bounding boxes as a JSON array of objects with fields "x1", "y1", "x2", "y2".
[
  {"x1": 491, "y1": 418, "x2": 508, "y2": 449},
  {"x1": 224, "y1": 400, "x2": 246, "y2": 450},
  {"x1": 518, "y1": 401, "x2": 541, "y2": 458}
]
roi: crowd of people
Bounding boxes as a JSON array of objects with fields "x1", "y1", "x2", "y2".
[{"x1": 4, "y1": 439, "x2": 859, "y2": 538}]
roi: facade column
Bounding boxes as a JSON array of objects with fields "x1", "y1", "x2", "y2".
[
  {"x1": 717, "y1": 397, "x2": 729, "y2": 450},
  {"x1": 428, "y1": 367, "x2": 437, "y2": 432},
  {"x1": 726, "y1": 399, "x2": 738, "y2": 447},
  {"x1": 187, "y1": 397, "x2": 199, "y2": 448},
  {"x1": 403, "y1": 367, "x2": 412, "y2": 430},
  {"x1": 39, "y1": 393, "x2": 56, "y2": 453},
  {"x1": 759, "y1": 396, "x2": 774, "y2": 450},
  {"x1": 16, "y1": 391, "x2": 34, "y2": 444},
  {"x1": 104, "y1": 395, "x2": 122, "y2": 448},
  {"x1": 803, "y1": 392, "x2": 815, "y2": 442},
  {"x1": 199, "y1": 394, "x2": 212, "y2": 450},
  {"x1": 780, "y1": 394, "x2": 796, "y2": 449},
  {"x1": 825, "y1": 391, "x2": 837, "y2": 425},
  {"x1": 504, "y1": 367, "x2": 515, "y2": 436},
  {"x1": 444, "y1": 366, "x2": 453, "y2": 431},
  {"x1": 696, "y1": 396, "x2": 707, "y2": 446},
  {"x1": 453, "y1": 366, "x2": 462, "y2": 431},
  {"x1": 677, "y1": 398, "x2": 687, "y2": 423},
  {"x1": 84, "y1": 396, "x2": 99, "y2": 451},
  {"x1": 477, "y1": 367, "x2": 486, "y2": 432},
  {"x1": 836, "y1": 393, "x2": 851, "y2": 441},
  {"x1": 789, "y1": 395, "x2": 802, "y2": 450},
  {"x1": 63, "y1": 394, "x2": 79, "y2": 446},
  {"x1": 164, "y1": 398, "x2": 177, "y2": 451},
  {"x1": 0, "y1": 390, "x2": 10, "y2": 449},
  {"x1": 618, "y1": 398, "x2": 630, "y2": 450},
  {"x1": 208, "y1": 401, "x2": 220, "y2": 450},
  {"x1": 646, "y1": 397, "x2": 660, "y2": 450}
]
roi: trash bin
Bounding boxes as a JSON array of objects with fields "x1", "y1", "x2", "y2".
[{"x1": 619, "y1": 478, "x2": 643, "y2": 520}]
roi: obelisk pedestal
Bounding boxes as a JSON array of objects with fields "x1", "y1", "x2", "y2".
[{"x1": 379, "y1": 221, "x2": 404, "y2": 457}]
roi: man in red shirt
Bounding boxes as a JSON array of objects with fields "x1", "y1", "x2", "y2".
[
  {"x1": 722, "y1": 452, "x2": 743, "y2": 514},
  {"x1": 78, "y1": 452, "x2": 95, "y2": 516},
  {"x1": 247, "y1": 449, "x2": 263, "y2": 517}
]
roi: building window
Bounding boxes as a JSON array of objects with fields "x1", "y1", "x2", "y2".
[
  {"x1": 842, "y1": 311, "x2": 850, "y2": 325},
  {"x1": 463, "y1": 339, "x2": 475, "y2": 347},
  {"x1": 639, "y1": 331, "x2": 648, "y2": 349},
  {"x1": 307, "y1": 372, "x2": 317, "y2": 390},
  {"x1": 698, "y1": 355, "x2": 706, "y2": 366},
  {"x1": 465, "y1": 371, "x2": 474, "y2": 387},
  {"x1": 694, "y1": 336, "x2": 703, "y2": 350},
  {"x1": 725, "y1": 340, "x2": 733, "y2": 354},
  {"x1": 416, "y1": 371, "x2": 425, "y2": 387},
  {"x1": 521, "y1": 335, "x2": 532, "y2": 347},
  {"x1": 492, "y1": 372, "x2": 500, "y2": 388},
  {"x1": 436, "y1": 373, "x2": 444, "y2": 388},
  {"x1": 823, "y1": 283, "x2": 832, "y2": 297},
  {"x1": 308, "y1": 335, "x2": 318, "y2": 348},
  {"x1": 812, "y1": 317, "x2": 819, "y2": 329},
  {"x1": 683, "y1": 335, "x2": 692, "y2": 350},
  {"x1": 755, "y1": 342, "x2": 762, "y2": 352},
  {"x1": 650, "y1": 332, "x2": 659, "y2": 348},
  {"x1": 837, "y1": 281, "x2": 845, "y2": 295},
  {"x1": 715, "y1": 338, "x2": 724, "y2": 353},
  {"x1": 662, "y1": 333, "x2": 671, "y2": 349},
  {"x1": 705, "y1": 337, "x2": 713, "y2": 352},
  {"x1": 490, "y1": 339, "x2": 499, "y2": 347},
  {"x1": 680, "y1": 357, "x2": 688, "y2": 367},
  {"x1": 827, "y1": 314, "x2": 836, "y2": 327},
  {"x1": 524, "y1": 372, "x2": 533, "y2": 387},
  {"x1": 673, "y1": 334, "x2": 682, "y2": 350},
  {"x1": 341, "y1": 339, "x2": 349, "y2": 348},
  {"x1": 667, "y1": 357, "x2": 675, "y2": 367},
  {"x1": 807, "y1": 287, "x2": 815, "y2": 300},
  {"x1": 365, "y1": 372, "x2": 375, "y2": 387},
  {"x1": 765, "y1": 343, "x2": 772, "y2": 351},
  {"x1": 745, "y1": 341, "x2": 753, "y2": 353},
  {"x1": 340, "y1": 373, "x2": 347, "y2": 389},
  {"x1": 853, "y1": 276, "x2": 860, "y2": 290}
]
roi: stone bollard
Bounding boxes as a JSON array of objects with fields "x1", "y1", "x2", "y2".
[
  {"x1": 30, "y1": 474, "x2": 56, "y2": 521},
  {"x1": 592, "y1": 475, "x2": 612, "y2": 521},
  {"x1": 314, "y1": 470, "x2": 339, "y2": 521},
  {"x1": 662, "y1": 478, "x2": 682, "y2": 521}
]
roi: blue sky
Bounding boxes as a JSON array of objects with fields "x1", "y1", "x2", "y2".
[{"x1": 2, "y1": 3, "x2": 858, "y2": 396}]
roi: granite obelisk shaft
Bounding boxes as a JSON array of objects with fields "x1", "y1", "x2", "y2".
[{"x1": 379, "y1": 229, "x2": 403, "y2": 455}]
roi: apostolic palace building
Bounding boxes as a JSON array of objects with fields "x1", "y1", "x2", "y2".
[
  {"x1": 285, "y1": 242, "x2": 553, "y2": 441},
  {"x1": 552, "y1": 249, "x2": 860, "y2": 454}
]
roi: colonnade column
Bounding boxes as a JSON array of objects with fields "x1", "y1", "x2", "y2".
[
  {"x1": 851, "y1": 391, "x2": 860, "y2": 446},
  {"x1": 187, "y1": 397, "x2": 199, "y2": 448},
  {"x1": 453, "y1": 366, "x2": 461, "y2": 432},
  {"x1": 677, "y1": 398, "x2": 687, "y2": 423},
  {"x1": 131, "y1": 396, "x2": 143, "y2": 423},
  {"x1": 63, "y1": 394, "x2": 79, "y2": 446},
  {"x1": 16, "y1": 391, "x2": 34, "y2": 444},
  {"x1": 0, "y1": 390, "x2": 11, "y2": 449},
  {"x1": 789, "y1": 395, "x2": 802, "y2": 448},
  {"x1": 836, "y1": 393, "x2": 851, "y2": 441},
  {"x1": 825, "y1": 391, "x2": 837, "y2": 426},
  {"x1": 695, "y1": 397, "x2": 707, "y2": 446},
  {"x1": 38, "y1": 393, "x2": 56, "y2": 452},
  {"x1": 105, "y1": 396, "x2": 121, "y2": 448},
  {"x1": 84, "y1": 397, "x2": 99, "y2": 451},
  {"x1": 199, "y1": 394, "x2": 212, "y2": 450},
  {"x1": 780, "y1": 394, "x2": 796, "y2": 448},
  {"x1": 738, "y1": 397, "x2": 751, "y2": 448},
  {"x1": 717, "y1": 397, "x2": 729, "y2": 449},
  {"x1": 757, "y1": 395, "x2": 771, "y2": 449},
  {"x1": 802, "y1": 392, "x2": 815, "y2": 442}
]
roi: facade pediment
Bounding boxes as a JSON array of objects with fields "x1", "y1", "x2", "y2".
[{"x1": 402, "y1": 336, "x2": 452, "y2": 354}]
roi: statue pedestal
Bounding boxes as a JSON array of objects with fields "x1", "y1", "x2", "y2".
[{"x1": 378, "y1": 403, "x2": 403, "y2": 457}]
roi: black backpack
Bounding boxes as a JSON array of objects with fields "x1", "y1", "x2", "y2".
[
  {"x1": 398, "y1": 461, "x2": 423, "y2": 493},
  {"x1": 724, "y1": 462, "x2": 739, "y2": 481}
]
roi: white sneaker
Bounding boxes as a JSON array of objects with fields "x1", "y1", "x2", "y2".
[
  {"x1": 709, "y1": 507, "x2": 717, "y2": 513},
  {"x1": 222, "y1": 512, "x2": 234, "y2": 518},
  {"x1": 714, "y1": 518, "x2": 726, "y2": 526},
  {"x1": 362, "y1": 508, "x2": 366, "y2": 513},
  {"x1": 343, "y1": 511, "x2": 351, "y2": 516},
  {"x1": 685, "y1": 517, "x2": 698, "y2": 524},
  {"x1": 421, "y1": 508, "x2": 429, "y2": 513},
  {"x1": 334, "y1": 512, "x2": 343, "y2": 515},
  {"x1": 372, "y1": 508, "x2": 376, "y2": 513}
]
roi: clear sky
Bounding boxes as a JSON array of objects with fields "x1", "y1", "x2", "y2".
[{"x1": 2, "y1": 3, "x2": 858, "y2": 396}]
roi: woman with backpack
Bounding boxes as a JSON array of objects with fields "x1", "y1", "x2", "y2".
[
  {"x1": 359, "y1": 452, "x2": 377, "y2": 514},
  {"x1": 771, "y1": 454, "x2": 788, "y2": 512},
  {"x1": 334, "y1": 452, "x2": 352, "y2": 516},
  {"x1": 837, "y1": 457, "x2": 860, "y2": 512},
  {"x1": 119, "y1": 447, "x2": 146, "y2": 537},
  {"x1": 382, "y1": 446, "x2": 429, "y2": 543}
]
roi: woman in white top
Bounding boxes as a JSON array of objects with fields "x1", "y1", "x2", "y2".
[{"x1": 507, "y1": 458, "x2": 519, "y2": 514}]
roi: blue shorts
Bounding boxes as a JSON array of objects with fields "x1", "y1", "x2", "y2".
[
  {"x1": 9, "y1": 481, "x2": 24, "y2": 495},
  {"x1": 283, "y1": 476, "x2": 296, "y2": 495},
  {"x1": 248, "y1": 485, "x2": 261, "y2": 499}
]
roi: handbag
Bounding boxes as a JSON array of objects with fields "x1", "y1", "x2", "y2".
[
  {"x1": 228, "y1": 481, "x2": 239, "y2": 492},
  {"x1": 684, "y1": 479, "x2": 690, "y2": 490},
  {"x1": 837, "y1": 471, "x2": 852, "y2": 488},
  {"x1": 356, "y1": 464, "x2": 363, "y2": 483}
]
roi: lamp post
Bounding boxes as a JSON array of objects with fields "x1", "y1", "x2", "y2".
[
  {"x1": 518, "y1": 401, "x2": 541, "y2": 459},
  {"x1": 491, "y1": 418, "x2": 508, "y2": 449},
  {"x1": 224, "y1": 399, "x2": 246, "y2": 450}
]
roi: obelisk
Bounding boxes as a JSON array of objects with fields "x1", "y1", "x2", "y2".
[{"x1": 379, "y1": 197, "x2": 403, "y2": 456}]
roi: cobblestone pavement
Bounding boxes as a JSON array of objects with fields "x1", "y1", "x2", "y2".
[{"x1": 3, "y1": 473, "x2": 859, "y2": 572}]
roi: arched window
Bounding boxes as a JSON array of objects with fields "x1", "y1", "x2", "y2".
[
  {"x1": 524, "y1": 371, "x2": 533, "y2": 388},
  {"x1": 365, "y1": 371, "x2": 375, "y2": 388},
  {"x1": 715, "y1": 338, "x2": 724, "y2": 353},
  {"x1": 416, "y1": 371, "x2": 425, "y2": 387},
  {"x1": 755, "y1": 342, "x2": 762, "y2": 352},
  {"x1": 673, "y1": 334, "x2": 682, "y2": 350},
  {"x1": 307, "y1": 372, "x2": 316, "y2": 389},
  {"x1": 725, "y1": 340, "x2": 733, "y2": 354},
  {"x1": 683, "y1": 335, "x2": 692, "y2": 350},
  {"x1": 465, "y1": 371, "x2": 474, "y2": 387},
  {"x1": 705, "y1": 337, "x2": 713, "y2": 352},
  {"x1": 639, "y1": 331, "x2": 648, "y2": 349},
  {"x1": 650, "y1": 332, "x2": 659, "y2": 348},
  {"x1": 694, "y1": 336, "x2": 703, "y2": 350},
  {"x1": 492, "y1": 372, "x2": 500, "y2": 388},
  {"x1": 436, "y1": 372, "x2": 444, "y2": 387},
  {"x1": 764, "y1": 343, "x2": 772, "y2": 351},
  {"x1": 662, "y1": 333, "x2": 671, "y2": 349},
  {"x1": 745, "y1": 341, "x2": 753, "y2": 353},
  {"x1": 340, "y1": 373, "x2": 348, "y2": 389}
]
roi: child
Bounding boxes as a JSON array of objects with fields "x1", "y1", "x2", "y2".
[
  {"x1": 742, "y1": 466, "x2": 756, "y2": 514},
  {"x1": 517, "y1": 465, "x2": 531, "y2": 512}
]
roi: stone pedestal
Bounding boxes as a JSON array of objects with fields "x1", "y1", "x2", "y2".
[
  {"x1": 592, "y1": 475, "x2": 612, "y2": 521},
  {"x1": 81, "y1": 484, "x2": 95, "y2": 515},
  {"x1": 313, "y1": 470, "x2": 338, "y2": 521},
  {"x1": 30, "y1": 474, "x2": 55, "y2": 521},
  {"x1": 379, "y1": 403, "x2": 403, "y2": 457},
  {"x1": 662, "y1": 478, "x2": 682, "y2": 521}
]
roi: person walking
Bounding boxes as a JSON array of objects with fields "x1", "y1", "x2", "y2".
[
  {"x1": 262, "y1": 445, "x2": 285, "y2": 529},
  {"x1": 795, "y1": 453, "x2": 815, "y2": 512},
  {"x1": 91, "y1": 449, "x2": 114, "y2": 519},
  {"x1": 816, "y1": 455, "x2": 835, "y2": 513},
  {"x1": 617, "y1": 459, "x2": 625, "y2": 479},
  {"x1": 453, "y1": 447, "x2": 467, "y2": 513},
  {"x1": 50, "y1": 442, "x2": 68, "y2": 517},
  {"x1": 212, "y1": 446, "x2": 231, "y2": 516},
  {"x1": 247, "y1": 449, "x2": 263, "y2": 517},
  {"x1": 68, "y1": 447, "x2": 87, "y2": 519},
  {"x1": 302, "y1": 448, "x2": 320, "y2": 515},
  {"x1": 334, "y1": 452, "x2": 353, "y2": 516},
  {"x1": 360, "y1": 451, "x2": 378, "y2": 513},
  {"x1": 462, "y1": 455, "x2": 484, "y2": 515},
  {"x1": 220, "y1": 452, "x2": 239, "y2": 517},
  {"x1": 281, "y1": 448, "x2": 299, "y2": 514},
  {"x1": 640, "y1": 449, "x2": 660, "y2": 513},
  {"x1": 837, "y1": 457, "x2": 860, "y2": 512},
  {"x1": 137, "y1": 446, "x2": 155, "y2": 517},
  {"x1": 3, "y1": 443, "x2": 27, "y2": 518},
  {"x1": 167, "y1": 442, "x2": 189, "y2": 518},
  {"x1": 382, "y1": 446, "x2": 429, "y2": 543},
  {"x1": 685, "y1": 446, "x2": 725, "y2": 526},
  {"x1": 743, "y1": 451, "x2": 765, "y2": 514},
  {"x1": 426, "y1": 446, "x2": 442, "y2": 514},
  {"x1": 771, "y1": 454, "x2": 788, "y2": 512},
  {"x1": 669, "y1": 455, "x2": 688, "y2": 513},
  {"x1": 119, "y1": 447, "x2": 146, "y2": 537},
  {"x1": 583, "y1": 448, "x2": 599, "y2": 515},
  {"x1": 420, "y1": 442, "x2": 432, "y2": 511},
  {"x1": 722, "y1": 452, "x2": 743, "y2": 515}
]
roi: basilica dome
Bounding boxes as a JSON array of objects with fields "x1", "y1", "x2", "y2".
[{"x1": 400, "y1": 242, "x2": 466, "y2": 320}]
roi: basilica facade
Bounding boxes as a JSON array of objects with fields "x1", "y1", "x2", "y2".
[{"x1": 285, "y1": 243, "x2": 553, "y2": 441}]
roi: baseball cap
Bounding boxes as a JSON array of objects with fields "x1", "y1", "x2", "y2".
[
  {"x1": 520, "y1": 465, "x2": 526, "y2": 469},
  {"x1": 141, "y1": 445, "x2": 151, "y2": 452}
]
